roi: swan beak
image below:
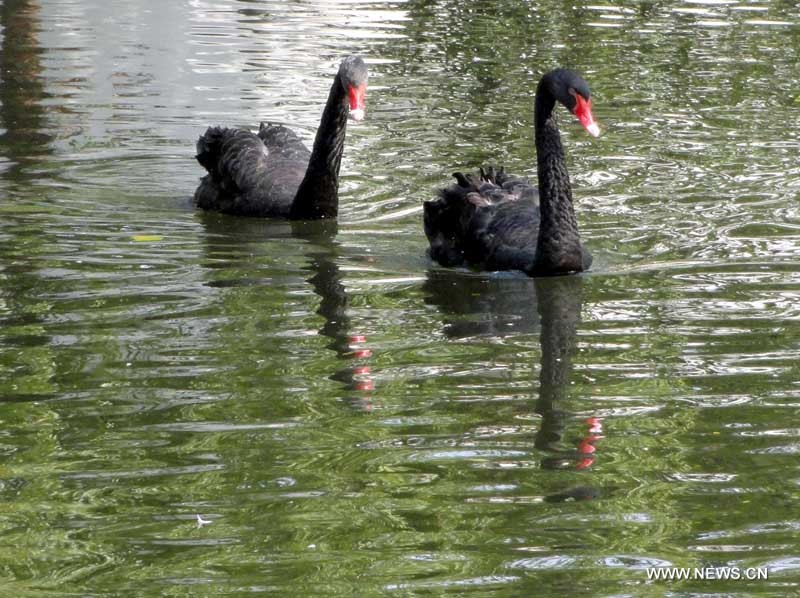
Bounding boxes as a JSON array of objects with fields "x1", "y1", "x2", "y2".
[
  {"x1": 348, "y1": 84, "x2": 366, "y2": 122},
  {"x1": 574, "y1": 95, "x2": 600, "y2": 137}
]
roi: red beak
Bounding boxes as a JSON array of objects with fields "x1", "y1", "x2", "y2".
[
  {"x1": 573, "y1": 94, "x2": 600, "y2": 137},
  {"x1": 348, "y1": 84, "x2": 366, "y2": 122}
]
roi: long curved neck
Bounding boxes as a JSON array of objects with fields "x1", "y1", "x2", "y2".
[
  {"x1": 531, "y1": 82, "x2": 584, "y2": 275},
  {"x1": 290, "y1": 73, "x2": 349, "y2": 220}
]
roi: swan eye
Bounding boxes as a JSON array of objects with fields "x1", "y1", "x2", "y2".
[{"x1": 566, "y1": 88, "x2": 579, "y2": 110}]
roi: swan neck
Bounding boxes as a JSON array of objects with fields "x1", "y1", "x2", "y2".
[
  {"x1": 291, "y1": 73, "x2": 349, "y2": 219},
  {"x1": 531, "y1": 82, "x2": 583, "y2": 274}
]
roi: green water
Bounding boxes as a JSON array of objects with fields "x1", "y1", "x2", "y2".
[{"x1": 1, "y1": 0, "x2": 799, "y2": 595}]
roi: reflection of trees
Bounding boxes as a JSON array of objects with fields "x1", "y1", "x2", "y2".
[
  {"x1": 395, "y1": 0, "x2": 592, "y2": 95},
  {"x1": 0, "y1": 0, "x2": 52, "y2": 178},
  {"x1": 424, "y1": 271, "x2": 602, "y2": 493},
  {"x1": 0, "y1": 0, "x2": 60, "y2": 402}
]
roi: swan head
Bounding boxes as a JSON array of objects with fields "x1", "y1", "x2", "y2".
[
  {"x1": 340, "y1": 56, "x2": 368, "y2": 122},
  {"x1": 542, "y1": 69, "x2": 600, "y2": 138}
]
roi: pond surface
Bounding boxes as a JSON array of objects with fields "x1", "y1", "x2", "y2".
[{"x1": 1, "y1": 0, "x2": 800, "y2": 594}]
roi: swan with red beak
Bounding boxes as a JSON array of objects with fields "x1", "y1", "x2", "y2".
[
  {"x1": 194, "y1": 55, "x2": 368, "y2": 219},
  {"x1": 424, "y1": 68, "x2": 600, "y2": 277}
]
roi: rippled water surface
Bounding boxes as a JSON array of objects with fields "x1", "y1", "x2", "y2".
[{"x1": 1, "y1": 0, "x2": 800, "y2": 594}]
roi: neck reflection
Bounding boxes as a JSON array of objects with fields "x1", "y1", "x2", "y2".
[{"x1": 424, "y1": 270, "x2": 603, "y2": 500}]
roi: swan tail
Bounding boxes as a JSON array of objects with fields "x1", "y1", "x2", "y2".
[
  {"x1": 424, "y1": 191, "x2": 469, "y2": 267},
  {"x1": 425, "y1": 166, "x2": 541, "y2": 269},
  {"x1": 195, "y1": 126, "x2": 231, "y2": 176},
  {"x1": 423, "y1": 172, "x2": 491, "y2": 267},
  {"x1": 194, "y1": 126, "x2": 273, "y2": 212}
]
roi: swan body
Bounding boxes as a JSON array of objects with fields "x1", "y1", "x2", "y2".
[
  {"x1": 424, "y1": 68, "x2": 599, "y2": 277},
  {"x1": 194, "y1": 56, "x2": 368, "y2": 219}
]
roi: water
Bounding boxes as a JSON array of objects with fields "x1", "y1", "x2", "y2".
[{"x1": 1, "y1": 0, "x2": 799, "y2": 594}]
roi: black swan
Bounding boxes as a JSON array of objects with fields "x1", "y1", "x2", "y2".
[
  {"x1": 194, "y1": 56, "x2": 368, "y2": 219},
  {"x1": 424, "y1": 68, "x2": 600, "y2": 276}
]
